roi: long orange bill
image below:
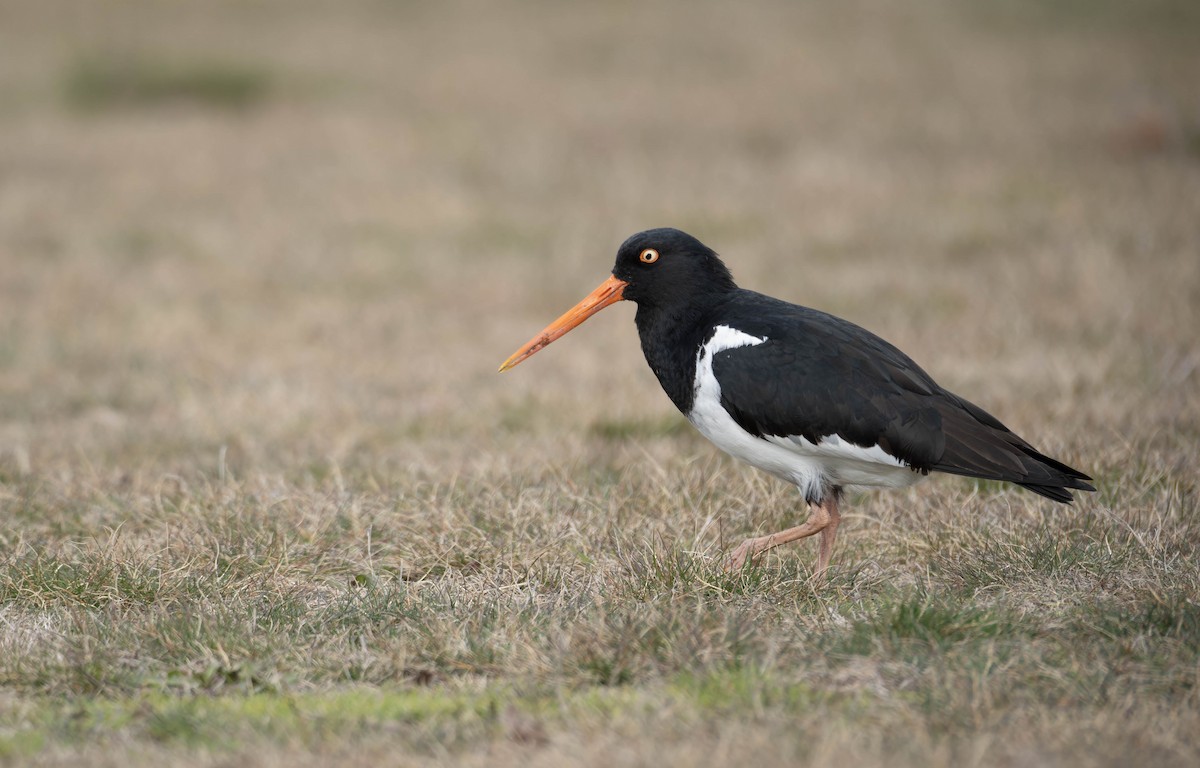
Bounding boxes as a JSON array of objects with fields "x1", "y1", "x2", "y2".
[{"x1": 499, "y1": 274, "x2": 628, "y2": 372}]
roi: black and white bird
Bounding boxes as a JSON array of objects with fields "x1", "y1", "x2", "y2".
[{"x1": 500, "y1": 228, "x2": 1094, "y2": 579}]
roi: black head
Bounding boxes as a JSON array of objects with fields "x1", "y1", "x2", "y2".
[
  {"x1": 498, "y1": 228, "x2": 738, "y2": 372},
  {"x1": 611, "y1": 228, "x2": 737, "y2": 308}
]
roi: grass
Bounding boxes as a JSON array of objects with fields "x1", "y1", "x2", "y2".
[
  {"x1": 64, "y1": 53, "x2": 272, "y2": 112},
  {"x1": 2, "y1": 0, "x2": 1199, "y2": 765}
]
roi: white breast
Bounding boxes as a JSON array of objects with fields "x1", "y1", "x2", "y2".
[{"x1": 686, "y1": 325, "x2": 924, "y2": 501}]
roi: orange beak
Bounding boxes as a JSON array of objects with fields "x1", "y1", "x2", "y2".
[{"x1": 499, "y1": 274, "x2": 628, "y2": 372}]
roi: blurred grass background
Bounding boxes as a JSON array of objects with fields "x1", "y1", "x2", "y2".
[{"x1": 1, "y1": 0, "x2": 1198, "y2": 765}]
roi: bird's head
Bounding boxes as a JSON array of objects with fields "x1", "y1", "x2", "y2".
[
  {"x1": 499, "y1": 228, "x2": 736, "y2": 372},
  {"x1": 611, "y1": 228, "x2": 736, "y2": 308}
]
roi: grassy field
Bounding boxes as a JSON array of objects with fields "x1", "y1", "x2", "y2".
[{"x1": 2, "y1": 0, "x2": 1199, "y2": 765}]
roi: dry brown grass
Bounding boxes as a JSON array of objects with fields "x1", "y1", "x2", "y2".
[{"x1": 1, "y1": 0, "x2": 1199, "y2": 765}]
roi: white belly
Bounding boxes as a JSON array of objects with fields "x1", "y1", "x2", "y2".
[{"x1": 686, "y1": 325, "x2": 924, "y2": 502}]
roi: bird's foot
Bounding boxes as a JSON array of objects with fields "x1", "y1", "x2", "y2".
[{"x1": 724, "y1": 537, "x2": 765, "y2": 572}]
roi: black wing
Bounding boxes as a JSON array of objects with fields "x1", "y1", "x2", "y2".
[{"x1": 710, "y1": 292, "x2": 1094, "y2": 502}]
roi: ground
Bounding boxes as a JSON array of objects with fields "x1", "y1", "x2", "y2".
[{"x1": 1, "y1": 0, "x2": 1198, "y2": 765}]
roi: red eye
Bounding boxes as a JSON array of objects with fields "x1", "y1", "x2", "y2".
[{"x1": 640, "y1": 248, "x2": 660, "y2": 264}]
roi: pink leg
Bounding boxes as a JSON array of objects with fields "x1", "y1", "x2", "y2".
[{"x1": 725, "y1": 492, "x2": 842, "y2": 582}]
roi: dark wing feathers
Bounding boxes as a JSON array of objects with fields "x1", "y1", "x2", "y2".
[
  {"x1": 709, "y1": 291, "x2": 1094, "y2": 502},
  {"x1": 931, "y1": 397, "x2": 1093, "y2": 501},
  {"x1": 712, "y1": 322, "x2": 946, "y2": 469}
]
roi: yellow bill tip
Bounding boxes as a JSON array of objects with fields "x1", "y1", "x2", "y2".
[{"x1": 497, "y1": 275, "x2": 627, "y2": 373}]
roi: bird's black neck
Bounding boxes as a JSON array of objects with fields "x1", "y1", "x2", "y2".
[{"x1": 634, "y1": 299, "x2": 721, "y2": 414}]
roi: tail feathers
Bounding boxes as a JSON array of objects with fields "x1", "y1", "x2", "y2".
[
  {"x1": 1017, "y1": 481, "x2": 1085, "y2": 503},
  {"x1": 1011, "y1": 444, "x2": 1095, "y2": 502},
  {"x1": 932, "y1": 398, "x2": 1095, "y2": 504}
]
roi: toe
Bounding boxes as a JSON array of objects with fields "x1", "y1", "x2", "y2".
[{"x1": 725, "y1": 542, "x2": 751, "y2": 572}]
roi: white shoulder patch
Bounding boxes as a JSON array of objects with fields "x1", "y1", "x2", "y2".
[{"x1": 699, "y1": 325, "x2": 768, "y2": 365}]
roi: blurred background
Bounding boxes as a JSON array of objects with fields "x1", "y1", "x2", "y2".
[
  {"x1": 3, "y1": 5, "x2": 1198, "y2": 760},
  {"x1": 1, "y1": 0, "x2": 1198, "y2": 483}
]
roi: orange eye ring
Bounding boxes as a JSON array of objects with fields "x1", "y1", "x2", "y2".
[{"x1": 639, "y1": 248, "x2": 660, "y2": 264}]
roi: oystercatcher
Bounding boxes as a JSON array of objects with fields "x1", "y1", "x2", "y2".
[{"x1": 500, "y1": 228, "x2": 1094, "y2": 578}]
